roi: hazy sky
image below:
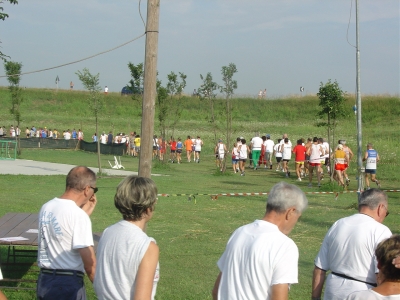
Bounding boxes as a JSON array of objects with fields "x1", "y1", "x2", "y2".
[{"x1": 1, "y1": 0, "x2": 399, "y2": 97}]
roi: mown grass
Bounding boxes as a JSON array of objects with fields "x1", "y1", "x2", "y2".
[{"x1": 0, "y1": 88, "x2": 399, "y2": 299}]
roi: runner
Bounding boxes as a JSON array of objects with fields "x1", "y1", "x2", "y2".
[
  {"x1": 273, "y1": 139, "x2": 283, "y2": 171},
  {"x1": 238, "y1": 138, "x2": 249, "y2": 176},
  {"x1": 194, "y1": 136, "x2": 203, "y2": 163},
  {"x1": 214, "y1": 139, "x2": 227, "y2": 171},
  {"x1": 231, "y1": 143, "x2": 239, "y2": 173},
  {"x1": 176, "y1": 138, "x2": 183, "y2": 164},
  {"x1": 250, "y1": 132, "x2": 263, "y2": 170},
  {"x1": 340, "y1": 140, "x2": 354, "y2": 185},
  {"x1": 307, "y1": 137, "x2": 324, "y2": 188},
  {"x1": 264, "y1": 134, "x2": 275, "y2": 170},
  {"x1": 331, "y1": 144, "x2": 348, "y2": 187},
  {"x1": 292, "y1": 139, "x2": 306, "y2": 181},
  {"x1": 363, "y1": 143, "x2": 381, "y2": 189},
  {"x1": 280, "y1": 138, "x2": 292, "y2": 178},
  {"x1": 184, "y1": 136, "x2": 193, "y2": 162}
]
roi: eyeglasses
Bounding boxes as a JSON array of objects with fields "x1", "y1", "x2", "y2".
[
  {"x1": 382, "y1": 204, "x2": 389, "y2": 217},
  {"x1": 89, "y1": 186, "x2": 98, "y2": 194}
]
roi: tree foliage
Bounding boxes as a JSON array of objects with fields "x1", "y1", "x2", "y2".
[
  {"x1": 1, "y1": 0, "x2": 18, "y2": 61},
  {"x1": 316, "y1": 79, "x2": 348, "y2": 178},
  {"x1": 76, "y1": 68, "x2": 103, "y2": 173},
  {"x1": 220, "y1": 63, "x2": 238, "y2": 171},
  {"x1": 198, "y1": 72, "x2": 219, "y2": 143},
  {"x1": 127, "y1": 62, "x2": 144, "y2": 101},
  {"x1": 4, "y1": 60, "x2": 22, "y2": 154}
]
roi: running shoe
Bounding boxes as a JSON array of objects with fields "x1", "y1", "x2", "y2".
[
  {"x1": 287, "y1": 172, "x2": 290, "y2": 177},
  {"x1": 307, "y1": 183, "x2": 312, "y2": 188},
  {"x1": 375, "y1": 180, "x2": 381, "y2": 188},
  {"x1": 298, "y1": 178, "x2": 302, "y2": 181}
]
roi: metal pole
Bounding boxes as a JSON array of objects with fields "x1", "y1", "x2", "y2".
[
  {"x1": 138, "y1": 0, "x2": 160, "y2": 178},
  {"x1": 356, "y1": 0, "x2": 363, "y2": 195}
]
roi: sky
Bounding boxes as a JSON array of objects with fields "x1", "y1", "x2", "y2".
[{"x1": 0, "y1": 0, "x2": 399, "y2": 97}]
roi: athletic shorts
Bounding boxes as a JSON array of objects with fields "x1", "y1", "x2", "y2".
[
  {"x1": 171, "y1": 150, "x2": 176, "y2": 153},
  {"x1": 130, "y1": 144, "x2": 135, "y2": 149},
  {"x1": 365, "y1": 169, "x2": 376, "y2": 174},
  {"x1": 335, "y1": 164, "x2": 346, "y2": 171},
  {"x1": 276, "y1": 157, "x2": 282, "y2": 163},
  {"x1": 195, "y1": 151, "x2": 201, "y2": 153},
  {"x1": 239, "y1": 158, "x2": 247, "y2": 162},
  {"x1": 325, "y1": 158, "x2": 330, "y2": 165},
  {"x1": 282, "y1": 159, "x2": 290, "y2": 162},
  {"x1": 265, "y1": 151, "x2": 272, "y2": 161},
  {"x1": 305, "y1": 155, "x2": 310, "y2": 161},
  {"x1": 309, "y1": 162, "x2": 320, "y2": 167},
  {"x1": 135, "y1": 146, "x2": 140, "y2": 152},
  {"x1": 153, "y1": 146, "x2": 157, "y2": 150},
  {"x1": 177, "y1": 149, "x2": 182, "y2": 154},
  {"x1": 295, "y1": 161, "x2": 304, "y2": 164}
]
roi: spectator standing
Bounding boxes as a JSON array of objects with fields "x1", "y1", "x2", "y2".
[
  {"x1": 212, "y1": 182, "x2": 308, "y2": 300},
  {"x1": 104, "y1": 86, "x2": 108, "y2": 94},
  {"x1": 100, "y1": 132, "x2": 107, "y2": 144},
  {"x1": 92, "y1": 133, "x2": 97, "y2": 143},
  {"x1": 107, "y1": 131, "x2": 113, "y2": 145},
  {"x1": 94, "y1": 176, "x2": 159, "y2": 300},
  {"x1": 25, "y1": 127, "x2": 30, "y2": 138},
  {"x1": 72, "y1": 129, "x2": 77, "y2": 139},
  {"x1": 37, "y1": 166, "x2": 97, "y2": 299},
  {"x1": 78, "y1": 129, "x2": 84, "y2": 141},
  {"x1": 134, "y1": 135, "x2": 141, "y2": 157},
  {"x1": 345, "y1": 235, "x2": 400, "y2": 299},
  {"x1": 312, "y1": 189, "x2": 391, "y2": 300}
]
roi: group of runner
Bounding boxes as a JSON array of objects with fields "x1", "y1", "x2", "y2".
[{"x1": 212, "y1": 133, "x2": 380, "y2": 189}]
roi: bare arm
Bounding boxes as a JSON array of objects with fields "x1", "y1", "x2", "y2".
[
  {"x1": 270, "y1": 283, "x2": 289, "y2": 300},
  {"x1": 212, "y1": 272, "x2": 222, "y2": 300},
  {"x1": 312, "y1": 266, "x2": 326, "y2": 299},
  {"x1": 78, "y1": 246, "x2": 96, "y2": 283},
  {"x1": 81, "y1": 195, "x2": 97, "y2": 216},
  {"x1": 134, "y1": 242, "x2": 159, "y2": 300},
  {"x1": 0, "y1": 291, "x2": 7, "y2": 300},
  {"x1": 362, "y1": 151, "x2": 368, "y2": 162}
]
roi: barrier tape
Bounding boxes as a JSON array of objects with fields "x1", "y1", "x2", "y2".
[{"x1": 157, "y1": 189, "x2": 400, "y2": 198}]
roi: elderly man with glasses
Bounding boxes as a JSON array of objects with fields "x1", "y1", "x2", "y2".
[
  {"x1": 311, "y1": 188, "x2": 392, "y2": 300},
  {"x1": 37, "y1": 166, "x2": 98, "y2": 300}
]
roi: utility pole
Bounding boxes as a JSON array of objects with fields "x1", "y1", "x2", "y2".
[
  {"x1": 138, "y1": 0, "x2": 160, "y2": 178},
  {"x1": 355, "y1": 0, "x2": 363, "y2": 196}
]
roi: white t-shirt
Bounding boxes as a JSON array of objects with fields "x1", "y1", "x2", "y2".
[
  {"x1": 194, "y1": 138, "x2": 203, "y2": 151},
  {"x1": 94, "y1": 220, "x2": 159, "y2": 300},
  {"x1": 265, "y1": 139, "x2": 275, "y2": 152},
  {"x1": 64, "y1": 132, "x2": 71, "y2": 140},
  {"x1": 37, "y1": 198, "x2": 94, "y2": 272},
  {"x1": 238, "y1": 144, "x2": 248, "y2": 159},
  {"x1": 217, "y1": 220, "x2": 298, "y2": 300},
  {"x1": 274, "y1": 143, "x2": 282, "y2": 158},
  {"x1": 281, "y1": 143, "x2": 292, "y2": 160},
  {"x1": 251, "y1": 136, "x2": 263, "y2": 151},
  {"x1": 345, "y1": 289, "x2": 400, "y2": 300},
  {"x1": 100, "y1": 134, "x2": 107, "y2": 144},
  {"x1": 315, "y1": 214, "x2": 392, "y2": 300}
]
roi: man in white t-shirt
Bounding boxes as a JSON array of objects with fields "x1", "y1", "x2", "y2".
[
  {"x1": 264, "y1": 134, "x2": 275, "y2": 169},
  {"x1": 250, "y1": 132, "x2": 263, "y2": 170},
  {"x1": 213, "y1": 182, "x2": 308, "y2": 300},
  {"x1": 37, "y1": 166, "x2": 98, "y2": 300},
  {"x1": 312, "y1": 189, "x2": 392, "y2": 300}
]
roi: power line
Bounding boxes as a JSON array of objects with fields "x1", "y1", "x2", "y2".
[{"x1": 0, "y1": 33, "x2": 145, "y2": 78}]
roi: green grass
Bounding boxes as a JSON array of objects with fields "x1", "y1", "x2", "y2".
[{"x1": 0, "y1": 88, "x2": 399, "y2": 299}]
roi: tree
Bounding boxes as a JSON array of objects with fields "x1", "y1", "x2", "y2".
[
  {"x1": 76, "y1": 68, "x2": 103, "y2": 173},
  {"x1": 1, "y1": 0, "x2": 18, "y2": 61},
  {"x1": 198, "y1": 72, "x2": 219, "y2": 143},
  {"x1": 4, "y1": 60, "x2": 22, "y2": 154},
  {"x1": 165, "y1": 71, "x2": 187, "y2": 137},
  {"x1": 316, "y1": 79, "x2": 348, "y2": 179},
  {"x1": 127, "y1": 62, "x2": 144, "y2": 101},
  {"x1": 220, "y1": 63, "x2": 238, "y2": 172}
]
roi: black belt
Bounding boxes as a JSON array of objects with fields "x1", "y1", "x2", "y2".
[
  {"x1": 40, "y1": 268, "x2": 84, "y2": 278},
  {"x1": 331, "y1": 272, "x2": 377, "y2": 287}
]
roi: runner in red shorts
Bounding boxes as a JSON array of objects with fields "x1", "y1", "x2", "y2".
[{"x1": 307, "y1": 137, "x2": 324, "y2": 188}]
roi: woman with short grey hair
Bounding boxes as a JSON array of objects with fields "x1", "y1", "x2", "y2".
[{"x1": 94, "y1": 176, "x2": 159, "y2": 300}]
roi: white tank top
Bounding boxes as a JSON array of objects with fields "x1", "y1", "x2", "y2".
[{"x1": 310, "y1": 144, "x2": 321, "y2": 163}]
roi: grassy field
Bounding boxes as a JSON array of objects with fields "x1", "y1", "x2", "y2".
[{"x1": 0, "y1": 88, "x2": 399, "y2": 299}]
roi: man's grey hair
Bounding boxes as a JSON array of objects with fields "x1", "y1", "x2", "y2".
[
  {"x1": 266, "y1": 182, "x2": 308, "y2": 213},
  {"x1": 358, "y1": 188, "x2": 387, "y2": 210}
]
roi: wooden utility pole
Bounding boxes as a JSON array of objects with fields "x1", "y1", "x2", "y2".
[{"x1": 138, "y1": 0, "x2": 160, "y2": 178}]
